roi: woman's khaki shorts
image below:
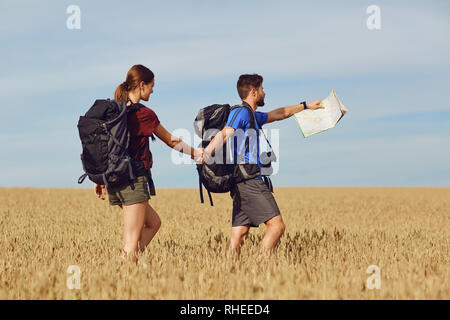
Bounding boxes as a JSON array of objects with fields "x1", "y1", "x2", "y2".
[{"x1": 107, "y1": 175, "x2": 150, "y2": 206}]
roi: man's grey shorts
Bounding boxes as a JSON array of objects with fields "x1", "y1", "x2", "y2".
[{"x1": 230, "y1": 177, "x2": 281, "y2": 227}]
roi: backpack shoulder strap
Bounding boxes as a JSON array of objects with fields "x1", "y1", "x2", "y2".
[
  {"x1": 144, "y1": 138, "x2": 156, "y2": 196},
  {"x1": 126, "y1": 100, "x2": 143, "y2": 112},
  {"x1": 197, "y1": 165, "x2": 214, "y2": 206},
  {"x1": 234, "y1": 104, "x2": 275, "y2": 153},
  {"x1": 230, "y1": 104, "x2": 258, "y2": 129}
]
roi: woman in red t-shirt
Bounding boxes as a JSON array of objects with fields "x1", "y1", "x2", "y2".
[{"x1": 93, "y1": 64, "x2": 202, "y2": 263}]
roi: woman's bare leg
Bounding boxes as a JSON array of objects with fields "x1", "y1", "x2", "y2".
[
  {"x1": 139, "y1": 203, "x2": 161, "y2": 252},
  {"x1": 122, "y1": 202, "x2": 146, "y2": 262}
]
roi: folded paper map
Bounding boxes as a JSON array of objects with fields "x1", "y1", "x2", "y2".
[{"x1": 293, "y1": 89, "x2": 348, "y2": 138}]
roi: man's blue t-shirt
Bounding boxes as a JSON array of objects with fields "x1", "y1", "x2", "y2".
[{"x1": 224, "y1": 103, "x2": 268, "y2": 167}]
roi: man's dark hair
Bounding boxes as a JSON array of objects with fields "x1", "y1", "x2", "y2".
[{"x1": 237, "y1": 74, "x2": 263, "y2": 99}]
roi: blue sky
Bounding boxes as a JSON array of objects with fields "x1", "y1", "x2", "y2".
[{"x1": 0, "y1": 0, "x2": 449, "y2": 188}]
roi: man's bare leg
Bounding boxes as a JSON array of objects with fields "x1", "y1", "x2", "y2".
[
  {"x1": 260, "y1": 215, "x2": 285, "y2": 255},
  {"x1": 226, "y1": 225, "x2": 250, "y2": 258}
]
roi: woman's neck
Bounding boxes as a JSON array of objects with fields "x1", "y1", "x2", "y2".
[{"x1": 128, "y1": 91, "x2": 141, "y2": 104}]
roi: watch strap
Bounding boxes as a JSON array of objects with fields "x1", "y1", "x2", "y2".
[{"x1": 301, "y1": 101, "x2": 307, "y2": 109}]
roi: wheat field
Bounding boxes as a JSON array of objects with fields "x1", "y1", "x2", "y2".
[{"x1": 0, "y1": 187, "x2": 448, "y2": 299}]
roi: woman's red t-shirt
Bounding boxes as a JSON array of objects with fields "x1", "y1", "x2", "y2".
[{"x1": 127, "y1": 104, "x2": 160, "y2": 170}]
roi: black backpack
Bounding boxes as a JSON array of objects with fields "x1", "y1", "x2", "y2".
[
  {"x1": 194, "y1": 103, "x2": 273, "y2": 206},
  {"x1": 77, "y1": 99, "x2": 155, "y2": 195}
]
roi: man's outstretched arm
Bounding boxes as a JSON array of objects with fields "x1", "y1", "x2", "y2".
[{"x1": 265, "y1": 100, "x2": 324, "y2": 124}]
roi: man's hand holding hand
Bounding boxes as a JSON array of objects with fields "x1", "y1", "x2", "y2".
[{"x1": 194, "y1": 147, "x2": 204, "y2": 164}]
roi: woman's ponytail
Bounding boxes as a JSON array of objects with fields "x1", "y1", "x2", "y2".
[
  {"x1": 114, "y1": 65, "x2": 154, "y2": 102},
  {"x1": 114, "y1": 81, "x2": 129, "y2": 102}
]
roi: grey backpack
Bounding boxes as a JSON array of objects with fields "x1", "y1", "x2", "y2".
[{"x1": 194, "y1": 104, "x2": 273, "y2": 206}]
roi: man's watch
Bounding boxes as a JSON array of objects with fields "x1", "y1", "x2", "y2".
[{"x1": 301, "y1": 101, "x2": 307, "y2": 109}]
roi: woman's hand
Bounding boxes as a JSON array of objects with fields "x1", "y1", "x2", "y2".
[{"x1": 94, "y1": 183, "x2": 106, "y2": 200}]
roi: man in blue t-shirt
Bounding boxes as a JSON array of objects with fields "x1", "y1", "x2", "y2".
[
  {"x1": 224, "y1": 103, "x2": 268, "y2": 171},
  {"x1": 203, "y1": 74, "x2": 324, "y2": 257}
]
